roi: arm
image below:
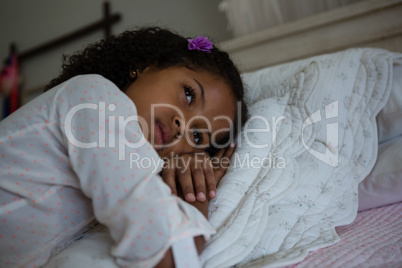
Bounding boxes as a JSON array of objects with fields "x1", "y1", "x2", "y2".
[
  {"x1": 58, "y1": 75, "x2": 215, "y2": 268},
  {"x1": 157, "y1": 145, "x2": 236, "y2": 267},
  {"x1": 155, "y1": 200, "x2": 208, "y2": 268},
  {"x1": 155, "y1": 177, "x2": 209, "y2": 267}
]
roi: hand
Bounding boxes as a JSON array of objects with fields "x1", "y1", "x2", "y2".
[
  {"x1": 210, "y1": 143, "x2": 236, "y2": 187},
  {"x1": 162, "y1": 152, "x2": 213, "y2": 202},
  {"x1": 161, "y1": 143, "x2": 236, "y2": 203}
]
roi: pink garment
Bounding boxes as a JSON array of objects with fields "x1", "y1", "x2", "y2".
[{"x1": 0, "y1": 74, "x2": 214, "y2": 268}]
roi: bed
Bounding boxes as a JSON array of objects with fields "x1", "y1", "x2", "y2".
[
  {"x1": 42, "y1": 48, "x2": 402, "y2": 268},
  {"x1": 43, "y1": 1, "x2": 402, "y2": 267},
  {"x1": 285, "y1": 202, "x2": 402, "y2": 267}
]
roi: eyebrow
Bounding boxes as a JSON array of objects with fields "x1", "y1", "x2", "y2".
[{"x1": 193, "y1": 79, "x2": 205, "y2": 108}]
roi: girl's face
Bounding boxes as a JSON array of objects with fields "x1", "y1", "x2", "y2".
[{"x1": 125, "y1": 66, "x2": 236, "y2": 158}]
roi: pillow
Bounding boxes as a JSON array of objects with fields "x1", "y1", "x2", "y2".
[
  {"x1": 376, "y1": 62, "x2": 402, "y2": 143},
  {"x1": 358, "y1": 136, "x2": 402, "y2": 211},
  {"x1": 201, "y1": 48, "x2": 401, "y2": 268}
]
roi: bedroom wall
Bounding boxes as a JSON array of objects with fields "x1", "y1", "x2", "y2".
[{"x1": 0, "y1": 0, "x2": 232, "y2": 118}]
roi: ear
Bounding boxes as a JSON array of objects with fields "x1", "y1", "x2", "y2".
[{"x1": 130, "y1": 70, "x2": 138, "y2": 79}]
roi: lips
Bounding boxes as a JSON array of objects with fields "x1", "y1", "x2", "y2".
[
  {"x1": 154, "y1": 121, "x2": 172, "y2": 147},
  {"x1": 154, "y1": 123, "x2": 163, "y2": 147}
]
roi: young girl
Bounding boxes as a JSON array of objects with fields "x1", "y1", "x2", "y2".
[{"x1": 0, "y1": 27, "x2": 248, "y2": 268}]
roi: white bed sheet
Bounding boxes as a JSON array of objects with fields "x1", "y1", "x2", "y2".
[
  {"x1": 284, "y1": 202, "x2": 402, "y2": 268},
  {"x1": 43, "y1": 202, "x2": 402, "y2": 268}
]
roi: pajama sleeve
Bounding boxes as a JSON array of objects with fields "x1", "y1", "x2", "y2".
[{"x1": 55, "y1": 75, "x2": 215, "y2": 267}]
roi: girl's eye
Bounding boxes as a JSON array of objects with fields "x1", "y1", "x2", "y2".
[
  {"x1": 193, "y1": 129, "x2": 202, "y2": 145},
  {"x1": 184, "y1": 86, "x2": 195, "y2": 105}
]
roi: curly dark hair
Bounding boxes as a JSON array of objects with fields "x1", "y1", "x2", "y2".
[{"x1": 45, "y1": 27, "x2": 248, "y2": 156}]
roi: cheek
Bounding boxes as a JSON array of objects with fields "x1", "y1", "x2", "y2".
[
  {"x1": 157, "y1": 142, "x2": 183, "y2": 158},
  {"x1": 158, "y1": 137, "x2": 203, "y2": 158},
  {"x1": 210, "y1": 118, "x2": 236, "y2": 144},
  {"x1": 212, "y1": 116, "x2": 235, "y2": 132}
]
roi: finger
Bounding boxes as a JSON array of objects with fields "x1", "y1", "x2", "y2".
[
  {"x1": 216, "y1": 143, "x2": 235, "y2": 170},
  {"x1": 213, "y1": 143, "x2": 235, "y2": 167},
  {"x1": 214, "y1": 147, "x2": 226, "y2": 160},
  {"x1": 191, "y1": 154, "x2": 207, "y2": 202},
  {"x1": 177, "y1": 156, "x2": 196, "y2": 203},
  {"x1": 224, "y1": 143, "x2": 236, "y2": 159},
  {"x1": 213, "y1": 164, "x2": 226, "y2": 185},
  {"x1": 213, "y1": 144, "x2": 236, "y2": 184},
  {"x1": 211, "y1": 147, "x2": 227, "y2": 171},
  {"x1": 203, "y1": 158, "x2": 216, "y2": 199},
  {"x1": 161, "y1": 159, "x2": 177, "y2": 195},
  {"x1": 219, "y1": 143, "x2": 236, "y2": 171}
]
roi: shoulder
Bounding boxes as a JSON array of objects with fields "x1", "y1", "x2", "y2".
[
  {"x1": 60, "y1": 74, "x2": 120, "y2": 95},
  {"x1": 51, "y1": 74, "x2": 137, "y2": 114},
  {"x1": 45, "y1": 74, "x2": 119, "y2": 97}
]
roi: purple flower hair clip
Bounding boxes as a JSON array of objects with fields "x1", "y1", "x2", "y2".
[{"x1": 187, "y1": 36, "x2": 214, "y2": 53}]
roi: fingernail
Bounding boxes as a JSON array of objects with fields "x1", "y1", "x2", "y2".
[
  {"x1": 230, "y1": 143, "x2": 235, "y2": 147},
  {"x1": 197, "y1": 192, "x2": 205, "y2": 201},
  {"x1": 186, "y1": 193, "x2": 196, "y2": 202},
  {"x1": 209, "y1": 190, "x2": 216, "y2": 198}
]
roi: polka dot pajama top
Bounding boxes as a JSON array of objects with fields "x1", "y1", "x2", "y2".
[{"x1": 0, "y1": 74, "x2": 215, "y2": 268}]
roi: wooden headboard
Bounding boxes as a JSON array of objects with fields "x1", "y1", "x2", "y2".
[
  {"x1": 17, "y1": 2, "x2": 121, "y2": 105},
  {"x1": 219, "y1": 0, "x2": 402, "y2": 73}
]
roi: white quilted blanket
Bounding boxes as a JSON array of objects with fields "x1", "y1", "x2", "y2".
[{"x1": 200, "y1": 48, "x2": 401, "y2": 267}]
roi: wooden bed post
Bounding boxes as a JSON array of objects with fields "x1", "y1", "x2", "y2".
[
  {"x1": 11, "y1": 1, "x2": 122, "y2": 105},
  {"x1": 17, "y1": 1, "x2": 121, "y2": 63},
  {"x1": 103, "y1": 1, "x2": 111, "y2": 39}
]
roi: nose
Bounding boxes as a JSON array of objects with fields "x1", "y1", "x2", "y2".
[
  {"x1": 159, "y1": 115, "x2": 203, "y2": 158},
  {"x1": 172, "y1": 115, "x2": 185, "y2": 138}
]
